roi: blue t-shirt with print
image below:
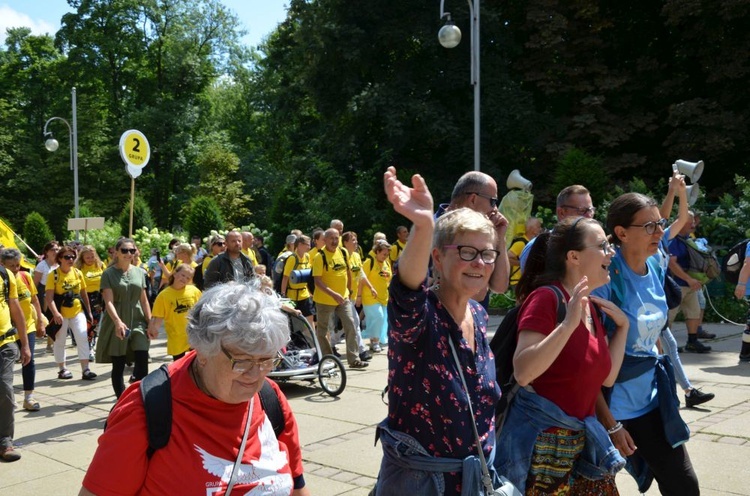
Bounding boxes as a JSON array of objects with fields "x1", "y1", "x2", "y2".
[{"x1": 592, "y1": 248, "x2": 666, "y2": 420}]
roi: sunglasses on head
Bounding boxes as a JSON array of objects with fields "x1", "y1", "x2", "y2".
[{"x1": 120, "y1": 248, "x2": 137, "y2": 254}]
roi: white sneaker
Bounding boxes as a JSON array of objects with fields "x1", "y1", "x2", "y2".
[{"x1": 370, "y1": 343, "x2": 382, "y2": 353}]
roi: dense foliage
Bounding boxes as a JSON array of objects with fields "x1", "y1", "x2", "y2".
[{"x1": 1, "y1": 0, "x2": 750, "y2": 255}]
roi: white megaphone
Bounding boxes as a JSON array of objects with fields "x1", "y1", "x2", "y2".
[
  {"x1": 673, "y1": 159, "x2": 704, "y2": 183},
  {"x1": 506, "y1": 169, "x2": 532, "y2": 192},
  {"x1": 686, "y1": 183, "x2": 700, "y2": 206}
]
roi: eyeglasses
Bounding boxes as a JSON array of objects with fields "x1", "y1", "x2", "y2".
[
  {"x1": 443, "y1": 245, "x2": 500, "y2": 264},
  {"x1": 628, "y1": 218, "x2": 667, "y2": 235},
  {"x1": 585, "y1": 239, "x2": 614, "y2": 255},
  {"x1": 561, "y1": 205, "x2": 596, "y2": 217},
  {"x1": 120, "y1": 248, "x2": 137, "y2": 254},
  {"x1": 62, "y1": 255, "x2": 76, "y2": 261},
  {"x1": 221, "y1": 345, "x2": 281, "y2": 374},
  {"x1": 464, "y1": 191, "x2": 498, "y2": 208}
]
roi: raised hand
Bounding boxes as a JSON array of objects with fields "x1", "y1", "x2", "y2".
[
  {"x1": 383, "y1": 166, "x2": 434, "y2": 227},
  {"x1": 562, "y1": 276, "x2": 589, "y2": 328}
]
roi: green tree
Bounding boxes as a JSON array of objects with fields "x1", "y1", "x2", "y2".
[
  {"x1": 22, "y1": 212, "x2": 55, "y2": 255},
  {"x1": 183, "y1": 196, "x2": 225, "y2": 239}
]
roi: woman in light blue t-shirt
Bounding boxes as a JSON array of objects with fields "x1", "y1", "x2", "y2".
[{"x1": 597, "y1": 192, "x2": 699, "y2": 495}]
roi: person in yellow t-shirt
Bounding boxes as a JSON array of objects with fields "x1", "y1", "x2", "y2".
[
  {"x1": 312, "y1": 229, "x2": 367, "y2": 369},
  {"x1": 342, "y1": 232, "x2": 374, "y2": 361},
  {"x1": 358, "y1": 240, "x2": 392, "y2": 352},
  {"x1": 508, "y1": 217, "x2": 542, "y2": 287},
  {"x1": 75, "y1": 245, "x2": 105, "y2": 355},
  {"x1": 149, "y1": 264, "x2": 201, "y2": 361},
  {"x1": 160, "y1": 243, "x2": 197, "y2": 289},
  {"x1": 45, "y1": 246, "x2": 95, "y2": 381},
  {"x1": 389, "y1": 225, "x2": 408, "y2": 263},
  {"x1": 281, "y1": 235, "x2": 315, "y2": 329},
  {"x1": 201, "y1": 235, "x2": 226, "y2": 273},
  {"x1": 0, "y1": 250, "x2": 30, "y2": 462},
  {"x1": 241, "y1": 231, "x2": 259, "y2": 266},
  {"x1": 1, "y1": 249, "x2": 43, "y2": 412},
  {"x1": 308, "y1": 229, "x2": 325, "y2": 263}
]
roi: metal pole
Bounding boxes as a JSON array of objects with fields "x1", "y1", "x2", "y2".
[
  {"x1": 72, "y1": 87, "x2": 80, "y2": 240},
  {"x1": 469, "y1": 0, "x2": 480, "y2": 171}
]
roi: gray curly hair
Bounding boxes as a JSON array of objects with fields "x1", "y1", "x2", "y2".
[{"x1": 187, "y1": 282, "x2": 289, "y2": 357}]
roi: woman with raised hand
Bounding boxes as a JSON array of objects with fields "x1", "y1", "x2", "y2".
[
  {"x1": 97, "y1": 238, "x2": 152, "y2": 398},
  {"x1": 495, "y1": 218, "x2": 628, "y2": 494},
  {"x1": 373, "y1": 167, "x2": 502, "y2": 495},
  {"x1": 45, "y1": 246, "x2": 96, "y2": 380},
  {"x1": 595, "y1": 192, "x2": 699, "y2": 495}
]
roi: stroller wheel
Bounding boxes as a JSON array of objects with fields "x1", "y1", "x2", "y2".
[{"x1": 318, "y1": 354, "x2": 346, "y2": 396}]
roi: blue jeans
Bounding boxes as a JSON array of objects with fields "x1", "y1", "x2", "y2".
[{"x1": 0, "y1": 343, "x2": 20, "y2": 449}]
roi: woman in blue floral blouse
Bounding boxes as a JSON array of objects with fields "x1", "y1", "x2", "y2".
[{"x1": 373, "y1": 167, "x2": 503, "y2": 496}]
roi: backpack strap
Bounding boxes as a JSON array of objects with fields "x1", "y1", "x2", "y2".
[
  {"x1": 258, "y1": 379, "x2": 285, "y2": 438},
  {"x1": 0, "y1": 266, "x2": 9, "y2": 302},
  {"x1": 140, "y1": 364, "x2": 172, "y2": 459}
]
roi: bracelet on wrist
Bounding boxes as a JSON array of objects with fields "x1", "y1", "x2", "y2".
[
  {"x1": 607, "y1": 421, "x2": 623, "y2": 435},
  {"x1": 739, "y1": 282, "x2": 746, "y2": 287}
]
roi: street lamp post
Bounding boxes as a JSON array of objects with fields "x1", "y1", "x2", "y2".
[
  {"x1": 43, "y1": 87, "x2": 80, "y2": 240},
  {"x1": 439, "y1": 0, "x2": 480, "y2": 172}
]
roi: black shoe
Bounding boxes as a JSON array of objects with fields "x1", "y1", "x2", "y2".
[
  {"x1": 332, "y1": 348, "x2": 341, "y2": 358},
  {"x1": 684, "y1": 341, "x2": 711, "y2": 353},
  {"x1": 696, "y1": 328, "x2": 717, "y2": 339},
  {"x1": 740, "y1": 354, "x2": 750, "y2": 362},
  {"x1": 359, "y1": 351, "x2": 373, "y2": 362},
  {"x1": 677, "y1": 346, "x2": 685, "y2": 353},
  {"x1": 685, "y1": 388, "x2": 715, "y2": 408}
]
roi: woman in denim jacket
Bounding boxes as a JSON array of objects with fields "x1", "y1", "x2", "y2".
[{"x1": 496, "y1": 217, "x2": 629, "y2": 494}]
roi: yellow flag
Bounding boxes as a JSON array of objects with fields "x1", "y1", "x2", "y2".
[{"x1": 0, "y1": 218, "x2": 36, "y2": 270}]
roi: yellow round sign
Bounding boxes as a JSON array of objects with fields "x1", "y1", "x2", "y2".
[{"x1": 119, "y1": 130, "x2": 151, "y2": 169}]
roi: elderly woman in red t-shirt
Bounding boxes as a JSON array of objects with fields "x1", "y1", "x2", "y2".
[{"x1": 495, "y1": 217, "x2": 629, "y2": 494}]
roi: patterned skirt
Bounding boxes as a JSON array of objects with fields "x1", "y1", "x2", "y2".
[{"x1": 526, "y1": 427, "x2": 618, "y2": 496}]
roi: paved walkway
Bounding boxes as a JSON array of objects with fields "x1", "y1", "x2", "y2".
[{"x1": 1, "y1": 319, "x2": 749, "y2": 495}]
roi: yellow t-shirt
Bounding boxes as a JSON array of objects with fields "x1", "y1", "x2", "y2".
[
  {"x1": 243, "y1": 248, "x2": 258, "y2": 266},
  {"x1": 201, "y1": 255, "x2": 213, "y2": 273},
  {"x1": 312, "y1": 247, "x2": 349, "y2": 306},
  {"x1": 45, "y1": 268, "x2": 87, "y2": 319},
  {"x1": 508, "y1": 236, "x2": 529, "y2": 285},
  {"x1": 0, "y1": 269, "x2": 19, "y2": 347},
  {"x1": 283, "y1": 252, "x2": 311, "y2": 301},
  {"x1": 348, "y1": 252, "x2": 364, "y2": 300},
  {"x1": 389, "y1": 240, "x2": 407, "y2": 263},
  {"x1": 15, "y1": 271, "x2": 37, "y2": 333},
  {"x1": 362, "y1": 256, "x2": 392, "y2": 306},
  {"x1": 80, "y1": 263, "x2": 104, "y2": 293},
  {"x1": 152, "y1": 285, "x2": 202, "y2": 356}
]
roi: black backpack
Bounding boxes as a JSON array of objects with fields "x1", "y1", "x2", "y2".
[
  {"x1": 489, "y1": 285, "x2": 566, "y2": 424},
  {"x1": 722, "y1": 239, "x2": 749, "y2": 285},
  {"x1": 0, "y1": 266, "x2": 9, "y2": 303},
  {"x1": 119, "y1": 364, "x2": 286, "y2": 459}
]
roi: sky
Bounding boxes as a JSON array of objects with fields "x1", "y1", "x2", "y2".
[{"x1": 0, "y1": 0, "x2": 289, "y2": 49}]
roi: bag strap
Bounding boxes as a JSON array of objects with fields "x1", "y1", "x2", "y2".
[
  {"x1": 226, "y1": 397, "x2": 254, "y2": 496},
  {"x1": 448, "y1": 336, "x2": 495, "y2": 494},
  {"x1": 140, "y1": 364, "x2": 172, "y2": 459},
  {"x1": 0, "y1": 266, "x2": 9, "y2": 302},
  {"x1": 258, "y1": 379, "x2": 285, "y2": 438}
]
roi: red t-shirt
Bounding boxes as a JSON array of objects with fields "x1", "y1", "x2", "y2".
[
  {"x1": 517, "y1": 284, "x2": 611, "y2": 419},
  {"x1": 83, "y1": 352, "x2": 304, "y2": 495}
]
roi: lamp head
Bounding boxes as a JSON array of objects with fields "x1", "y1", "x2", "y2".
[
  {"x1": 45, "y1": 138, "x2": 59, "y2": 152},
  {"x1": 438, "y1": 20, "x2": 461, "y2": 48}
]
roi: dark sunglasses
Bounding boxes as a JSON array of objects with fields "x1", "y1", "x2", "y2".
[
  {"x1": 62, "y1": 255, "x2": 76, "y2": 261},
  {"x1": 120, "y1": 248, "x2": 137, "y2": 254},
  {"x1": 465, "y1": 191, "x2": 498, "y2": 208},
  {"x1": 213, "y1": 242, "x2": 226, "y2": 247}
]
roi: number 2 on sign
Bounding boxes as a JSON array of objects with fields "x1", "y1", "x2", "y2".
[{"x1": 132, "y1": 138, "x2": 141, "y2": 152}]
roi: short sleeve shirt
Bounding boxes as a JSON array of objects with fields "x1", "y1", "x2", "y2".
[
  {"x1": 386, "y1": 268, "x2": 500, "y2": 493},
  {"x1": 0, "y1": 270, "x2": 19, "y2": 346},
  {"x1": 283, "y1": 253, "x2": 311, "y2": 301},
  {"x1": 151, "y1": 285, "x2": 202, "y2": 355},
  {"x1": 45, "y1": 268, "x2": 87, "y2": 319},
  {"x1": 312, "y1": 248, "x2": 349, "y2": 305}
]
